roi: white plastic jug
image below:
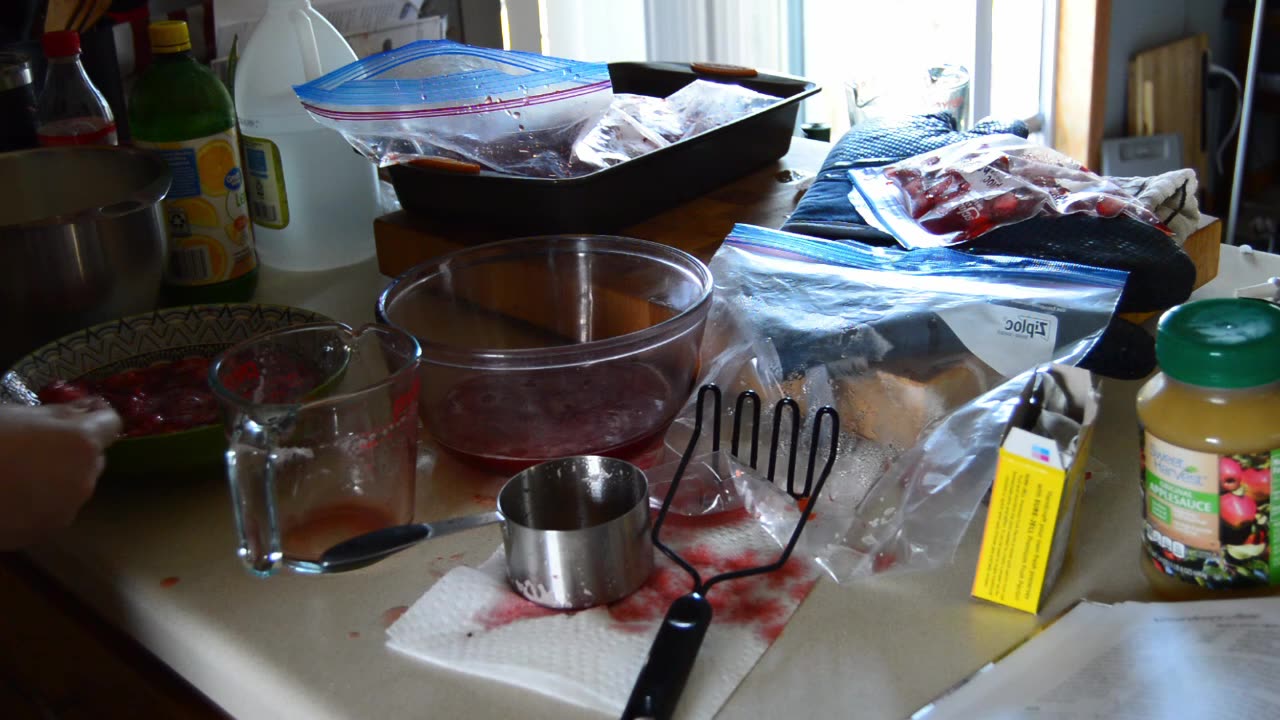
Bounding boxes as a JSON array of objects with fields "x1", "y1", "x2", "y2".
[{"x1": 234, "y1": 0, "x2": 380, "y2": 272}]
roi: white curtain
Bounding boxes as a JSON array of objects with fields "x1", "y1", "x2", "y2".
[
  {"x1": 540, "y1": 0, "x2": 648, "y2": 61},
  {"x1": 645, "y1": 0, "x2": 788, "y2": 73}
]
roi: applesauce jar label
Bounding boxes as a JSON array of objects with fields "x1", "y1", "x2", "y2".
[
  {"x1": 1140, "y1": 430, "x2": 1278, "y2": 589},
  {"x1": 137, "y1": 130, "x2": 257, "y2": 286}
]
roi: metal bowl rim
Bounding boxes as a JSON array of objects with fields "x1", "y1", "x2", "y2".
[{"x1": 0, "y1": 146, "x2": 171, "y2": 230}]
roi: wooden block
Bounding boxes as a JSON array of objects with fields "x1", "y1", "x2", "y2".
[
  {"x1": 1118, "y1": 214, "x2": 1221, "y2": 325},
  {"x1": 1183, "y1": 213, "x2": 1222, "y2": 289}
]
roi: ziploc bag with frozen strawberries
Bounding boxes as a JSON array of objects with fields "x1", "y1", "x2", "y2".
[
  {"x1": 661, "y1": 224, "x2": 1125, "y2": 580},
  {"x1": 847, "y1": 134, "x2": 1170, "y2": 249},
  {"x1": 293, "y1": 40, "x2": 612, "y2": 177}
]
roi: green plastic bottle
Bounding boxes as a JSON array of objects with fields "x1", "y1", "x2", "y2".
[{"x1": 130, "y1": 20, "x2": 258, "y2": 305}]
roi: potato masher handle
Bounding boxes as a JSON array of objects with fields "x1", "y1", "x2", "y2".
[{"x1": 620, "y1": 592, "x2": 713, "y2": 720}]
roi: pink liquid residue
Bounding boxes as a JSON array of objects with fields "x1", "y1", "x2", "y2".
[
  {"x1": 431, "y1": 362, "x2": 677, "y2": 473},
  {"x1": 476, "y1": 594, "x2": 559, "y2": 630},
  {"x1": 283, "y1": 503, "x2": 403, "y2": 562},
  {"x1": 381, "y1": 605, "x2": 409, "y2": 628}
]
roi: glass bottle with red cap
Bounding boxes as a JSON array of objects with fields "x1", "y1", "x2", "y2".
[{"x1": 35, "y1": 30, "x2": 117, "y2": 147}]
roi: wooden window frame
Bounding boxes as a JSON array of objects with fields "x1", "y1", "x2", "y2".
[{"x1": 1052, "y1": 0, "x2": 1111, "y2": 169}]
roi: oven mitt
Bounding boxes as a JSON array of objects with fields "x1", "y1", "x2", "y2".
[
  {"x1": 1110, "y1": 169, "x2": 1201, "y2": 245},
  {"x1": 781, "y1": 113, "x2": 1198, "y2": 379}
]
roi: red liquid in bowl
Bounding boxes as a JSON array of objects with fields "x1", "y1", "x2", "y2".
[
  {"x1": 39, "y1": 357, "x2": 218, "y2": 437},
  {"x1": 429, "y1": 361, "x2": 681, "y2": 472},
  {"x1": 39, "y1": 350, "x2": 324, "y2": 438}
]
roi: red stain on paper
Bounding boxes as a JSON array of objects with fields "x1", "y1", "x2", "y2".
[
  {"x1": 767, "y1": 555, "x2": 811, "y2": 589},
  {"x1": 760, "y1": 620, "x2": 788, "y2": 643},
  {"x1": 460, "y1": 507, "x2": 819, "y2": 644},
  {"x1": 603, "y1": 515, "x2": 819, "y2": 642},
  {"x1": 160, "y1": 576, "x2": 180, "y2": 588},
  {"x1": 476, "y1": 594, "x2": 558, "y2": 630},
  {"x1": 381, "y1": 605, "x2": 409, "y2": 627},
  {"x1": 606, "y1": 565, "x2": 692, "y2": 630}
]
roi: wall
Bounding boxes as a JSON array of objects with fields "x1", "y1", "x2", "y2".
[{"x1": 543, "y1": 0, "x2": 647, "y2": 61}]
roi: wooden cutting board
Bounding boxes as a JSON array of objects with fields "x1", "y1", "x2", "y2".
[{"x1": 1128, "y1": 34, "x2": 1209, "y2": 183}]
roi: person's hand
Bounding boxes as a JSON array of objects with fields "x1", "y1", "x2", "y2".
[{"x1": 0, "y1": 400, "x2": 122, "y2": 549}]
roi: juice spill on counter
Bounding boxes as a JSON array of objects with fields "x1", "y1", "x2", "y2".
[
  {"x1": 1136, "y1": 298, "x2": 1280, "y2": 599},
  {"x1": 36, "y1": 31, "x2": 117, "y2": 147},
  {"x1": 128, "y1": 20, "x2": 257, "y2": 305}
]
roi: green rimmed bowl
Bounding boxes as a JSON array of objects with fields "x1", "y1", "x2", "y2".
[{"x1": 1, "y1": 304, "x2": 331, "y2": 478}]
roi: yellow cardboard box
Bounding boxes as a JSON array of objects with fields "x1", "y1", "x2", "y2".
[{"x1": 971, "y1": 364, "x2": 1099, "y2": 614}]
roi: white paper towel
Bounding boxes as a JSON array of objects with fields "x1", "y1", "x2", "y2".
[{"x1": 386, "y1": 507, "x2": 819, "y2": 719}]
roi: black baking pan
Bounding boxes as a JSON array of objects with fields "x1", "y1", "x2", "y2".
[{"x1": 387, "y1": 61, "x2": 820, "y2": 234}]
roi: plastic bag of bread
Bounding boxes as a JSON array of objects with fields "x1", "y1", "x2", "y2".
[{"x1": 664, "y1": 224, "x2": 1124, "y2": 579}]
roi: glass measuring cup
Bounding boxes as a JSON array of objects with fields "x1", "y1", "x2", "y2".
[{"x1": 210, "y1": 322, "x2": 422, "y2": 576}]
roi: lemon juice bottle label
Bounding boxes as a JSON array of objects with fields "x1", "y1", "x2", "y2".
[
  {"x1": 242, "y1": 135, "x2": 290, "y2": 230},
  {"x1": 138, "y1": 130, "x2": 257, "y2": 286}
]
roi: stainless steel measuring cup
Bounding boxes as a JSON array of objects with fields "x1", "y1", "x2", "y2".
[{"x1": 320, "y1": 456, "x2": 654, "y2": 609}]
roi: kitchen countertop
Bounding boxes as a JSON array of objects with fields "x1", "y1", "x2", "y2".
[{"x1": 19, "y1": 223, "x2": 1280, "y2": 718}]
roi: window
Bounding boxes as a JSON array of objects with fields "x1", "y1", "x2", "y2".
[{"x1": 506, "y1": 0, "x2": 1055, "y2": 142}]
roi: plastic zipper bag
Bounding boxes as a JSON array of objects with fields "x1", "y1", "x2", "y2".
[
  {"x1": 570, "y1": 80, "x2": 779, "y2": 171},
  {"x1": 664, "y1": 224, "x2": 1127, "y2": 579},
  {"x1": 293, "y1": 40, "x2": 613, "y2": 177},
  {"x1": 848, "y1": 134, "x2": 1170, "y2": 248}
]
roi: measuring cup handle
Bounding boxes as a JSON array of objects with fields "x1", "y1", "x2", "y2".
[
  {"x1": 226, "y1": 419, "x2": 284, "y2": 576},
  {"x1": 620, "y1": 593, "x2": 713, "y2": 720}
]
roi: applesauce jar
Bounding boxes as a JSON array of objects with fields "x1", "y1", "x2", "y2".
[{"x1": 1137, "y1": 298, "x2": 1280, "y2": 599}]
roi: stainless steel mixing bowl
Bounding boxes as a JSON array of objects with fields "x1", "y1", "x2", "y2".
[{"x1": 0, "y1": 146, "x2": 171, "y2": 367}]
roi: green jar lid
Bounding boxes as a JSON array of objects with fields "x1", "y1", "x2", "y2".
[{"x1": 1157, "y1": 298, "x2": 1280, "y2": 388}]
